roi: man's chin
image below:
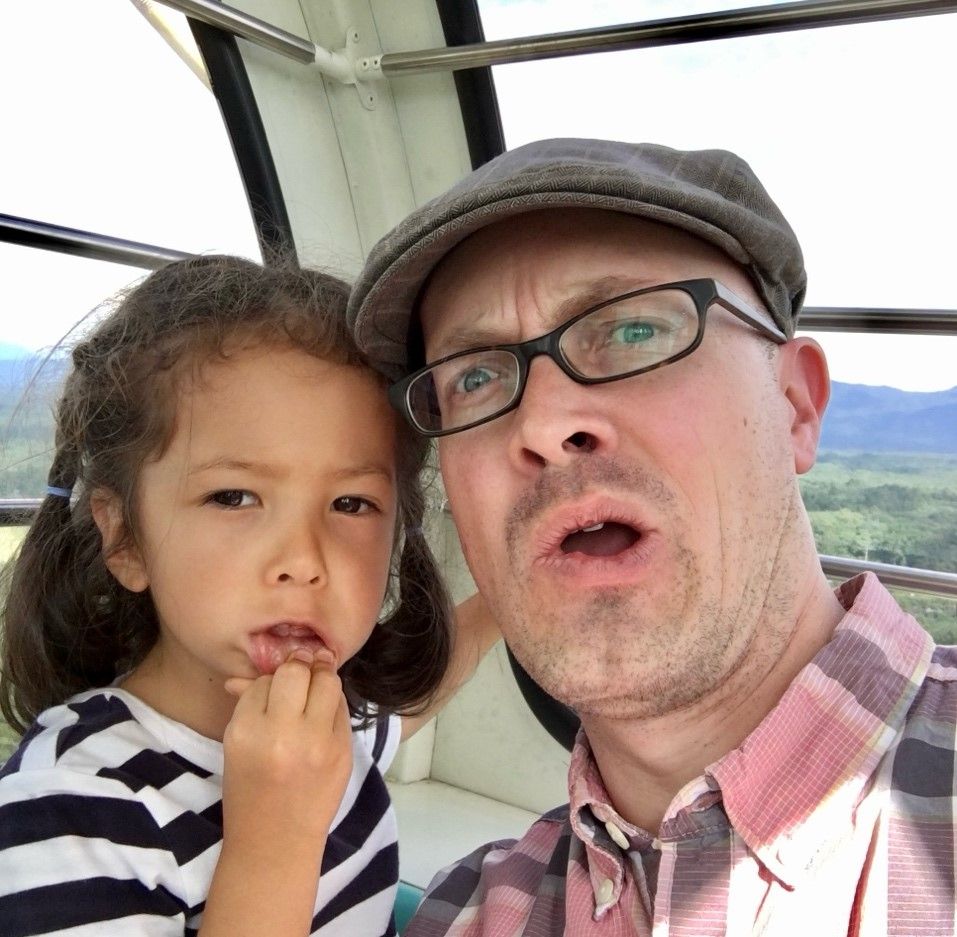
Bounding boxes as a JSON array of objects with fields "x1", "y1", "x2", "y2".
[{"x1": 511, "y1": 641, "x2": 725, "y2": 723}]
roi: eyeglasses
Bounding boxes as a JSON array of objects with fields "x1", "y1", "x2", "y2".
[{"x1": 390, "y1": 278, "x2": 787, "y2": 437}]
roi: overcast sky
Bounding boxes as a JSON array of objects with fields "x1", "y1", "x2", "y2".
[{"x1": 1, "y1": 0, "x2": 954, "y2": 390}]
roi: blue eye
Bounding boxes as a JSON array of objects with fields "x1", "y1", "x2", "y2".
[
  {"x1": 456, "y1": 367, "x2": 497, "y2": 394},
  {"x1": 610, "y1": 320, "x2": 656, "y2": 344}
]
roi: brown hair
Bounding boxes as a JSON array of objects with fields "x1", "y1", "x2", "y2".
[{"x1": 0, "y1": 255, "x2": 452, "y2": 733}]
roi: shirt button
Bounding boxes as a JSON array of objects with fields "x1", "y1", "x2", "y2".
[
  {"x1": 595, "y1": 877, "x2": 614, "y2": 906},
  {"x1": 604, "y1": 820, "x2": 630, "y2": 850}
]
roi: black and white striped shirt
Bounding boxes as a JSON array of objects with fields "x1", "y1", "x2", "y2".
[{"x1": 0, "y1": 687, "x2": 400, "y2": 936}]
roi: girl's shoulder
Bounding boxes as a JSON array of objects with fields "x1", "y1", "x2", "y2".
[
  {"x1": 0, "y1": 689, "x2": 217, "y2": 929},
  {"x1": 2, "y1": 689, "x2": 138, "y2": 779},
  {"x1": 0, "y1": 687, "x2": 222, "y2": 794}
]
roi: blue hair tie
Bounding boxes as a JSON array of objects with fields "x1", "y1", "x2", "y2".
[{"x1": 46, "y1": 486, "x2": 73, "y2": 499}]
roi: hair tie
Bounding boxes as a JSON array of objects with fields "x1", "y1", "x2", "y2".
[
  {"x1": 404, "y1": 525, "x2": 423, "y2": 536},
  {"x1": 46, "y1": 485, "x2": 73, "y2": 499}
]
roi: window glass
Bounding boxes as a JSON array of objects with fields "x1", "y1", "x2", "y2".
[
  {"x1": 1, "y1": 4, "x2": 260, "y2": 501},
  {"x1": 1, "y1": 246, "x2": 149, "y2": 501},
  {"x1": 478, "y1": 0, "x2": 957, "y2": 584},
  {"x1": 803, "y1": 331, "x2": 956, "y2": 629},
  {"x1": 1, "y1": 2, "x2": 258, "y2": 256},
  {"x1": 478, "y1": 1, "x2": 957, "y2": 311}
]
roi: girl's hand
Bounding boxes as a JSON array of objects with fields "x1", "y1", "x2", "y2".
[
  {"x1": 200, "y1": 653, "x2": 352, "y2": 937},
  {"x1": 221, "y1": 650, "x2": 353, "y2": 854}
]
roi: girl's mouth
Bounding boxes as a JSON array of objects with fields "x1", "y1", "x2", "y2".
[{"x1": 248, "y1": 622, "x2": 334, "y2": 675}]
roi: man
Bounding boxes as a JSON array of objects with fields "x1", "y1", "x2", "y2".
[{"x1": 348, "y1": 140, "x2": 956, "y2": 935}]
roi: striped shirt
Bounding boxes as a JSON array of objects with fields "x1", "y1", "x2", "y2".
[
  {"x1": 406, "y1": 573, "x2": 957, "y2": 937},
  {"x1": 0, "y1": 687, "x2": 401, "y2": 936}
]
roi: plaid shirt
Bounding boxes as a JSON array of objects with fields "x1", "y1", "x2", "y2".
[{"x1": 406, "y1": 574, "x2": 957, "y2": 936}]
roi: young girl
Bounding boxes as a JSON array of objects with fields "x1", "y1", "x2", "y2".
[{"x1": 0, "y1": 256, "x2": 495, "y2": 936}]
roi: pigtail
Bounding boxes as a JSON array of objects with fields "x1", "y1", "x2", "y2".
[
  {"x1": 343, "y1": 437, "x2": 453, "y2": 724},
  {"x1": 0, "y1": 382, "x2": 157, "y2": 733}
]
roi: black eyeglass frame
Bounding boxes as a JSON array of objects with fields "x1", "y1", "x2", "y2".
[{"x1": 389, "y1": 278, "x2": 788, "y2": 438}]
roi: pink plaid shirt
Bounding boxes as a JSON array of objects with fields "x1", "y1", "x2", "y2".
[{"x1": 406, "y1": 574, "x2": 957, "y2": 936}]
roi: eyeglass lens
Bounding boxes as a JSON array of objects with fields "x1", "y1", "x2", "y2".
[{"x1": 408, "y1": 287, "x2": 701, "y2": 433}]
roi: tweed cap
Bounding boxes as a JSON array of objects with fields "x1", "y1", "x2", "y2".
[{"x1": 348, "y1": 138, "x2": 806, "y2": 379}]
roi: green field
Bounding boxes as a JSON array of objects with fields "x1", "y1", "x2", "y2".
[{"x1": 799, "y1": 451, "x2": 957, "y2": 641}]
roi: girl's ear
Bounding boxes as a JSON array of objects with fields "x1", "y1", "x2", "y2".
[
  {"x1": 90, "y1": 489, "x2": 149, "y2": 593},
  {"x1": 778, "y1": 337, "x2": 830, "y2": 476}
]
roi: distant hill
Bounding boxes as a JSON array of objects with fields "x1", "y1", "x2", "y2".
[
  {"x1": 0, "y1": 354, "x2": 67, "y2": 394},
  {"x1": 821, "y1": 382, "x2": 957, "y2": 454}
]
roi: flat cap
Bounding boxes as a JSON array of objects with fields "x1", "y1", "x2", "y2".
[{"x1": 348, "y1": 138, "x2": 806, "y2": 380}]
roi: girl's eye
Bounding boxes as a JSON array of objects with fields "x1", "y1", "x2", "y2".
[
  {"x1": 332, "y1": 496, "x2": 374, "y2": 515},
  {"x1": 208, "y1": 489, "x2": 258, "y2": 508}
]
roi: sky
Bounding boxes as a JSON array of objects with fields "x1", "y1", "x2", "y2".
[{"x1": 1, "y1": 0, "x2": 954, "y2": 391}]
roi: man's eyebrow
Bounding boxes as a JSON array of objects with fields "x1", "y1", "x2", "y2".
[
  {"x1": 430, "y1": 275, "x2": 660, "y2": 359},
  {"x1": 431, "y1": 325, "x2": 515, "y2": 359},
  {"x1": 550, "y1": 276, "x2": 656, "y2": 325}
]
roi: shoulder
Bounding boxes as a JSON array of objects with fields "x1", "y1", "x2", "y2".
[
  {"x1": 0, "y1": 686, "x2": 220, "y2": 862},
  {"x1": 887, "y1": 643, "x2": 957, "y2": 803},
  {"x1": 405, "y1": 805, "x2": 571, "y2": 937},
  {"x1": 0, "y1": 690, "x2": 223, "y2": 931},
  {"x1": 1, "y1": 688, "x2": 215, "y2": 789},
  {"x1": 1, "y1": 689, "x2": 144, "y2": 779}
]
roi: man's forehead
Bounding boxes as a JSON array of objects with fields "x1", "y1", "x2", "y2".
[{"x1": 419, "y1": 209, "x2": 754, "y2": 351}]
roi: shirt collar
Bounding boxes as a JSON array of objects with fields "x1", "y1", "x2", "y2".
[{"x1": 568, "y1": 729, "x2": 648, "y2": 915}]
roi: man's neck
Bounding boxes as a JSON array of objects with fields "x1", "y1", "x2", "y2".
[{"x1": 580, "y1": 564, "x2": 846, "y2": 835}]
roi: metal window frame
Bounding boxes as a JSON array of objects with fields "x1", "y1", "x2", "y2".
[
  {"x1": 0, "y1": 214, "x2": 191, "y2": 269},
  {"x1": 152, "y1": 0, "x2": 957, "y2": 75}
]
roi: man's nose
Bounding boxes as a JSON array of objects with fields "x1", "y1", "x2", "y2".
[
  {"x1": 506, "y1": 355, "x2": 618, "y2": 472},
  {"x1": 267, "y1": 519, "x2": 327, "y2": 586}
]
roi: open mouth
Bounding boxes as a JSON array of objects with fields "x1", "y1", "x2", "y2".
[
  {"x1": 560, "y1": 520, "x2": 641, "y2": 557},
  {"x1": 248, "y1": 622, "x2": 333, "y2": 675}
]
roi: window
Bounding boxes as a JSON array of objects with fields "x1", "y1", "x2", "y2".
[
  {"x1": 1, "y1": 2, "x2": 258, "y2": 523},
  {"x1": 474, "y1": 0, "x2": 957, "y2": 627}
]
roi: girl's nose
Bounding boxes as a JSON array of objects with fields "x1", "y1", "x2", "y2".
[{"x1": 268, "y1": 523, "x2": 327, "y2": 586}]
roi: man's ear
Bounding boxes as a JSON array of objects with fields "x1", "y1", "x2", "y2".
[
  {"x1": 778, "y1": 337, "x2": 830, "y2": 475},
  {"x1": 90, "y1": 489, "x2": 149, "y2": 593}
]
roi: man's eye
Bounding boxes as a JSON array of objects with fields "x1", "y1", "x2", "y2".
[
  {"x1": 332, "y1": 496, "x2": 374, "y2": 515},
  {"x1": 208, "y1": 489, "x2": 257, "y2": 508},
  {"x1": 609, "y1": 319, "x2": 657, "y2": 345},
  {"x1": 454, "y1": 366, "x2": 498, "y2": 394}
]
